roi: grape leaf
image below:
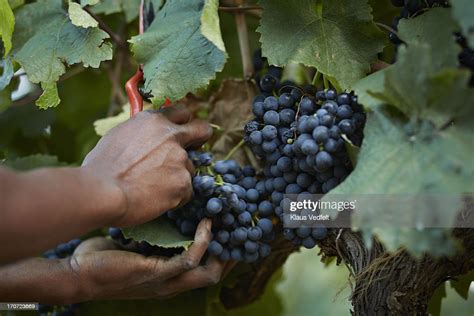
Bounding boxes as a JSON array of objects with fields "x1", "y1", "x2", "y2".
[
  {"x1": 369, "y1": 43, "x2": 472, "y2": 127},
  {"x1": 11, "y1": 0, "x2": 112, "y2": 109},
  {"x1": 257, "y1": 0, "x2": 386, "y2": 89},
  {"x1": 94, "y1": 105, "x2": 129, "y2": 136},
  {"x1": 122, "y1": 217, "x2": 194, "y2": 249},
  {"x1": 37, "y1": 82, "x2": 60, "y2": 110},
  {"x1": 397, "y1": 8, "x2": 459, "y2": 71},
  {"x1": 450, "y1": 0, "x2": 474, "y2": 47},
  {"x1": 0, "y1": 0, "x2": 14, "y2": 56},
  {"x1": 91, "y1": 0, "x2": 141, "y2": 23},
  {"x1": 0, "y1": 56, "x2": 13, "y2": 90},
  {"x1": 2, "y1": 154, "x2": 66, "y2": 170},
  {"x1": 69, "y1": 1, "x2": 99, "y2": 29},
  {"x1": 334, "y1": 43, "x2": 474, "y2": 255},
  {"x1": 130, "y1": 0, "x2": 227, "y2": 105}
]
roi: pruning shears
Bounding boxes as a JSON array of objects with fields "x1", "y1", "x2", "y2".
[{"x1": 125, "y1": 0, "x2": 171, "y2": 117}]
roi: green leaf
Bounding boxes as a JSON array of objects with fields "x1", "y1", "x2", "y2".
[
  {"x1": 91, "y1": 0, "x2": 141, "y2": 23},
  {"x1": 122, "y1": 217, "x2": 194, "y2": 249},
  {"x1": 258, "y1": 0, "x2": 386, "y2": 89},
  {"x1": 450, "y1": 0, "x2": 474, "y2": 47},
  {"x1": 36, "y1": 82, "x2": 60, "y2": 109},
  {"x1": 0, "y1": 56, "x2": 13, "y2": 90},
  {"x1": 428, "y1": 282, "x2": 447, "y2": 316},
  {"x1": 12, "y1": 0, "x2": 112, "y2": 108},
  {"x1": 68, "y1": 1, "x2": 99, "y2": 28},
  {"x1": 450, "y1": 270, "x2": 474, "y2": 300},
  {"x1": 370, "y1": 43, "x2": 472, "y2": 127},
  {"x1": 2, "y1": 154, "x2": 66, "y2": 170},
  {"x1": 0, "y1": 0, "x2": 15, "y2": 56},
  {"x1": 130, "y1": 0, "x2": 227, "y2": 105},
  {"x1": 93, "y1": 105, "x2": 129, "y2": 136},
  {"x1": 397, "y1": 8, "x2": 459, "y2": 71}
]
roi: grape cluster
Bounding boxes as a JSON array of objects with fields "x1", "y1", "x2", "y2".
[
  {"x1": 42, "y1": 238, "x2": 82, "y2": 260},
  {"x1": 244, "y1": 73, "x2": 365, "y2": 247},
  {"x1": 166, "y1": 151, "x2": 274, "y2": 263},
  {"x1": 389, "y1": 0, "x2": 450, "y2": 45}
]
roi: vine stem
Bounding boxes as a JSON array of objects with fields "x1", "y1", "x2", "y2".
[
  {"x1": 234, "y1": 0, "x2": 254, "y2": 80},
  {"x1": 83, "y1": 7, "x2": 126, "y2": 48},
  {"x1": 224, "y1": 139, "x2": 245, "y2": 160}
]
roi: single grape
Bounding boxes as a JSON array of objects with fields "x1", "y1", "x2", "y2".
[
  {"x1": 262, "y1": 125, "x2": 278, "y2": 140},
  {"x1": 206, "y1": 198, "x2": 223, "y2": 215},
  {"x1": 279, "y1": 93, "x2": 295, "y2": 108},
  {"x1": 208, "y1": 241, "x2": 224, "y2": 256},
  {"x1": 249, "y1": 130, "x2": 263, "y2": 145},
  {"x1": 257, "y1": 218, "x2": 273, "y2": 235},
  {"x1": 315, "y1": 151, "x2": 333, "y2": 170},
  {"x1": 302, "y1": 236, "x2": 316, "y2": 249},
  {"x1": 263, "y1": 110, "x2": 280, "y2": 126},
  {"x1": 277, "y1": 156, "x2": 292, "y2": 172},
  {"x1": 296, "y1": 226, "x2": 311, "y2": 238},
  {"x1": 301, "y1": 139, "x2": 319, "y2": 155},
  {"x1": 260, "y1": 75, "x2": 279, "y2": 93},
  {"x1": 244, "y1": 240, "x2": 259, "y2": 253},
  {"x1": 248, "y1": 226, "x2": 263, "y2": 241},
  {"x1": 313, "y1": 126, "x2": 329, "y2": 143},
  {"x1": 263, "y1": 96, "x2": 279, "y2": 111},
  {"x1": 216, "y1": 230, "x2": 230, "y2": 244},
  {"x1": 325, "y1": 89, "x2": 336, "y2": 100},
  {"x1": 258, "y1": 200, "x2": 273, "y2": 217}
]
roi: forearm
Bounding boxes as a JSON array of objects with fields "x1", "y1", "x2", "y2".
[
  {"x1": 0, "y1": 166, "x2": 125, "y2": 263},
  {"x1": 0, "y1": 257, "x2": 86, "y2": 304}
]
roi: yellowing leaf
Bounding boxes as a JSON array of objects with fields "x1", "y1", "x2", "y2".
[{"x1": 68, "y1": 1, "x2": 99, "y2": 29}]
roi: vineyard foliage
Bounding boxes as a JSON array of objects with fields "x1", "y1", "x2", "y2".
[{"x1": 0, "y1": 0, "x2": 473, "y2": 315}]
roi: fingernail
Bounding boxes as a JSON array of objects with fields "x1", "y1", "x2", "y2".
[{"x1": 205, "y1": 218, "x2": 212, "y2": 230}]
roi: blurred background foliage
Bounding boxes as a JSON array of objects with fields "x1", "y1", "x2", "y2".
[{"x1": 1, "y1": 0, "x2": 473, "y2": 315}]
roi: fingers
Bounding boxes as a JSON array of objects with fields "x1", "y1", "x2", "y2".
[
  {"x1": 145, "y1": 219, "x2": 212, "y2": 279},
  {"x1": 175, "y1": 119, "x2": 213, "y2": 149},
  {"x1": 158, "y1": 106, "x2": 192, "y2": 125},
  {"x1": 74, "y1": 237, "x2": 120, "y2": 255},
  {"x1": 162, "y1": 256, "x2": 226, "y2": 295},
  {"x1": 184, "y1": 156, "x2": 195, "y2": 175}
]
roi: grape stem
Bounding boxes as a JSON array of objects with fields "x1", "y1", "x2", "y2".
[
  {"x1": 83, "y1": 6, "x2": 126, "y2": 48},
  {"x1": 224, "y1": 139, "x2": 246, "y2": 160},
  {"x1": 323, "y1": 75, "x2": 329, "y2": 90},
  {"x1": 312, "y1": 70, "x2": 321, "y2": 86},
  {"x1": 375, "y1": 22, "x2": 398, "y2": 36},
  {"x1": 210, "y1": 123, "x2": 223, "y2": 131}
]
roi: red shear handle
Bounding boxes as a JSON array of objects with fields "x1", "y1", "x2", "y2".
[{"x1": 125, "y1": 69, "x2": 144, "y2": 117}]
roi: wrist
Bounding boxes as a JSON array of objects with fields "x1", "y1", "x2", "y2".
[{"x1": 78, "y1": 166, "x2": 128, "y2": 228}]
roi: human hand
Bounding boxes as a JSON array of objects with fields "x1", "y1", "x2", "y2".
[
  {"x1": 0, "y1": 219, "x2": 235, "y2": 303},
  {"x1": 82, "y1": 107, "x2": 212, "y2": 227},
  {"x1": 70, "y1": 219, "x2": 234, "y2": 301}
]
